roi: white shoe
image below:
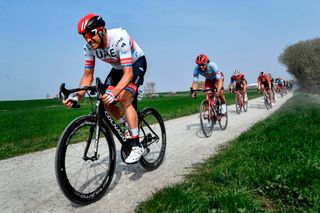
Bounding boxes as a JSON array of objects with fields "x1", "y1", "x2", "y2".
[
  {"x1": 221, "y1": 104, "x2": 227, "y2": 114},
  {"x1": 125, "y1": 146, "x2": 144, "y2": 163}
]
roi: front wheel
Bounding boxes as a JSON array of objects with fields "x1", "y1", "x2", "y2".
[
  {"x1": 218, "y1": 104, "x2": 228, "y2": 130},
  {"x1": 55, "y1": 115, "x2": 116, "y2": 205},
  {"x1": 199, "y1": 99, "x2": 213, "y2": 137},
  {"x1": 235, "y1": 93, "x2": 242, "y2": 114},
  {"x1": 138, "y1": 108, "x2": 166, "y2": 171}
]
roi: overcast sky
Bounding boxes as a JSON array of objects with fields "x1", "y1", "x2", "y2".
[{"x1": 1, "y1": 0, "x2": 319, "y2": 100}]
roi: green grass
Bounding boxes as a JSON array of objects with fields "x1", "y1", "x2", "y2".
[
  {"x1": 136, "y1": 93, "x2": 320, "y2": 212},
  {"x1": 0, "y1": 89, "x2": 258, "y2": 160}
]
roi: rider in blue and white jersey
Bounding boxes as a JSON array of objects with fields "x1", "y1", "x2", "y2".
[
  {"x1": 63, "y1": 14, "x2": 146, "y2": 163},
  {"x1": 191, "y1": 54, "x2": 227, "y2": 114}
]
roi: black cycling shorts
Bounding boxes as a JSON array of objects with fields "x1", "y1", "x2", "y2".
[{"x1": 104, "y1": 56, "x2": 147, "y2": 94}]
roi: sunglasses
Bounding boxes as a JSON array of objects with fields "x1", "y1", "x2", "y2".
[
  {"x1": 83, "y1": 29, "x2": 98, "y2": 40},
  {"x1": 199, "y1": 63, "x2": 207, "y2": 67}
]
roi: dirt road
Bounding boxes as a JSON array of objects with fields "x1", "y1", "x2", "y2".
[{"x1": 0, "y1": 93, "x2": 293, "y2": 213}]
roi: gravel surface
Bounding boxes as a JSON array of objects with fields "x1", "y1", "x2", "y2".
[{"x1": 0, "y1": 93, "x2": 293, "y2": 213}]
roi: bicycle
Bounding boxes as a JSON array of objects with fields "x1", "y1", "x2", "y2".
[
  {"x1": 260, "y1": 88, "x2": 272, "y2": 110},
  {"x1": 234, "y1": 89, "x2": 248, "y2": 114},
  {"x1": 191, "y1": 88, "x2": 228, "y2": 137},
  {"x1": 55, "y1": 77, "x2": 166, "y2": 205}
]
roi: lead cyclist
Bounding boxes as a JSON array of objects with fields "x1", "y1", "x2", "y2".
[{"x1": 63, "y1": 13, "x2": 147, "y2": 164}]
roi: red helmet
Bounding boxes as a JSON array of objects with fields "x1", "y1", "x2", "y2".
[
  {"x1": 77, "y1": 13, "x2": 105, "y2": 34},
  {"x1": 196, "y1": 54, "x2": 209, "y2": 65},
  {"x1": 259, "y1": 71, "x2": 265, "y2": 76}
]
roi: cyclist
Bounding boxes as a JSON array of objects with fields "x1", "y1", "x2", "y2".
[
  {"x1": 270, "y1": 75, "x2": 276, "y2": 103},
  {"x1": 275, "y1": 77, "x2": 287, "y2": 95},
  {"x1": 63, "y1": 13, "x2": 146, "y2": 163},
  {"x1": 191, "y1": 54, "x2": 227, "y2": 114},
  {"x1": 229, "y1": 70, "x2": 248, "y2": 102},
  {"x1": 257, "y1": 71, "x2": 273, "y2": 105}
]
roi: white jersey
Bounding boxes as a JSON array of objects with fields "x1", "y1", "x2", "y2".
[{"x1": 84, "y1": 28, "x2": 144, "y2": 70}]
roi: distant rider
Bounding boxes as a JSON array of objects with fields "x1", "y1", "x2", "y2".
[
  {"x1": 191, "y1": 54, "x2": 227, "y2": 114},
  {"x1": 257, "y1": 72, "x2": 273, "y2": 105},
  {"x1": 229, "y1": 70, "x2": 248, "y2": 102}
]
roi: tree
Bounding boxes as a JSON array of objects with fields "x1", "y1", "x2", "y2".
[
  {"x1": 279, "y1": 38, "x2": 320, "y2": 93},
  {"x1": 144, "y1": 81, "x2": 156, "y2": 95}
]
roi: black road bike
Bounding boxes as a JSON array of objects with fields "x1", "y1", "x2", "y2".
[{"x1": 55, "y1": 78, "x2": 166, "y2": 205}]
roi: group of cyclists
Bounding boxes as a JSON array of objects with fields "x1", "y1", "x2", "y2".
[
  {"x1": 62, "y1": 13, "x2": 290, "y2": 164},
  {"x1": 190, "y1": 54, "x2": 290, "y2": 113}
]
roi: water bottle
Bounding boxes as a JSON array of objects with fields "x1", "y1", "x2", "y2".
[{"x1": 137, "y1": 89, "x2": 143, "y2": 101}]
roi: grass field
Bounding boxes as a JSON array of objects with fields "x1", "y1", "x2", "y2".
[
  {"x1": 136, "y1": 93, "x2": 320, "y2": 212},
  {"x1": 0, "y1": 89, "x2": 259, "y2": 160}
]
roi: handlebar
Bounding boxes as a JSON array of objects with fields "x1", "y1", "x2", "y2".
[
  {"x1": 190, "y1": 87, "x2": 217, "y2": 93},
  {"x1": 59, "y1": 77, "x2": 113, "y2": 108}
]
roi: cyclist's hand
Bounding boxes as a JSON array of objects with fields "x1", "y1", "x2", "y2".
[
  {"x1": 63, "y1": 96, "x2": 79, "y2": 108},
  {"x1": 101, "y1": 90, "x2": 115, "y2": 104},
  {"x1": 191, "y1": 92, "x2": 196, "y2": 99}
]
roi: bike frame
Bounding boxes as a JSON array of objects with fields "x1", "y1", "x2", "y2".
[
  {"x1": 60, "y1": 80, "x2": 160, "y2": 161},
  {"x1": 192, "y1": 88, "x2": 221, "y2": 120},
  {"x1": 236, "y1": 90, "x2": 244, "y2": 106}
]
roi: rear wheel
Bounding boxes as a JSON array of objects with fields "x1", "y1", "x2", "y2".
[
  {"x1": 138, "y1": 108, "x2": 166, "y2": 171},
  {"x1": 199, "y1": 99, "x2": 213, "y2": 137},
  {"x1": 55, "y1": 115, "x2": 116, "y2": 205}
]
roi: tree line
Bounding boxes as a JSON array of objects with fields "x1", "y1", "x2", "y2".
[{"x1": 279, "y1": 38, "x2": 320, "y2": 93}]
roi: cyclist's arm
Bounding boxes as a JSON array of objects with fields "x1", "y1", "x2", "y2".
[
  {"x1": 216, "y1": 78, "x2": 223, "y2": 95},
  {"x1": 257, "y1": 77, "x2": 261, "y2": 90},
  {"x1": 62, "y1": 68, "x2": 94, "y2": 108},
  {"x1": 191, "y1": 82, "x2": 198, "y2": 91}
]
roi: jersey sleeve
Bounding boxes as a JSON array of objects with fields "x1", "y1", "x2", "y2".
[
  {"x1": 193, "y1": 67, "x2": 200, "y2": 82},
  {"x1": 215, "y1": 71, "x2": 223, "y2": 80},
  {"x1": 84, "y1": 44, "x2": 95, "y2": 69},
  {"x1": 118, "y1": 33, "x2": 133, "y2": 68},
  {"x1": 230, "y1": 76, "x2": 234, "y2": 83}
]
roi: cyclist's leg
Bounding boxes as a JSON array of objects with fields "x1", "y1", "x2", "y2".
[
  {"x1": 124, "y1": 56, "x2": 147, "y2": 163},
  {"x1": 204, "y1": 79, "x2": 214, "y2": 127},
  {"x1": 266, "y1": 86, "x2": 272, "y2": 104},
  {"x1": 104, "y1": 68, "x2": 125, "y2": 120},
  {"x1": 216, "y1": 78, "x2": 227, "y2": 114}
]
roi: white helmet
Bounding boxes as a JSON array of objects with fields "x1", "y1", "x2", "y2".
[{"x1": 234, "y1": 70, "x2": 240, "y2": 75}]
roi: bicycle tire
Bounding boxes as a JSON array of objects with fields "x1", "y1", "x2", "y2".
[
  {"x1": 264, "y1": 95, "x2": 270, "y2": 110},
  {"x1": 218, "y1": 105, "x2": 228, "y2": 130},
  {"x1": 138, "y1": 107, "x2": 166, "y2": 171},
  {"x1": 243, "y1": 93, "x2": 248, "y2": 112},
  {"x1": 199, "y1": 99, "x2": 213, "y2": 137},
  {"x1": 243, "y1": 99, "x2": 248, "y2": 112},
  {"x1": 55, "y1": 115, "x2": 116, "y2": 205},
  {"x1": 235, "y1": 93, "x2": 241, "y2": 114}
]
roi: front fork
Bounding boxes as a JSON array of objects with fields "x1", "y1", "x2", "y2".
[{"x1": 83, "y1": 100, "x2": 101, "y2": 161}]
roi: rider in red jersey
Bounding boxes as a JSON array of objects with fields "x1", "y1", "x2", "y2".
[
  {"x1": 257, "y1": 72, "x2": 273, "y2": 105},
  {"x1": 229, "y1": 70, "x2": 248, "y2": 101},
  {"x1": 63, "y1": 14, "x2": 146, "y2": 163}
]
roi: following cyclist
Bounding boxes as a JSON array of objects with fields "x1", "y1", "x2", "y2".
[
  {"x1": 257, "y1": 71, "x2": 273, "y2": 105},
  {"x1": 191, "y1": 54, "x2": 227, "y2": 114},
  {"x1": 229, "y1": 70, "x2": 248, "y2": 102},
  {"x1": 63, "y1": 13, "x2": 146, "y2": 163},
  {"x1": 275, "y1": 77, "x2": 287, "y2": 96}
]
